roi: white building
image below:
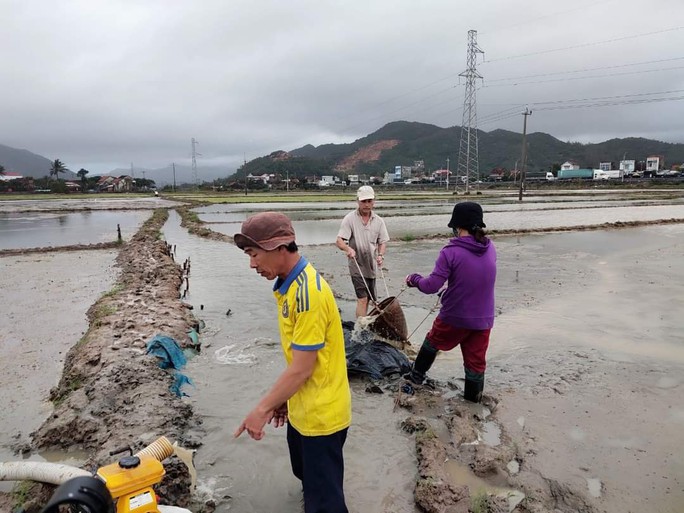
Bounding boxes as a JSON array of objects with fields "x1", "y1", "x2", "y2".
[
  {"x1": 646, "y1": 155, "x2": 664, "y2": 172},
  {"x1": 599, "y1": 162, "x2": 613, "y2": 172},
  {"x1": 560, "y1": 161, "x2": 580, "y2": 170},
  {"x1": 619, "y1": 160, "x2": 636, "y2": 174},
  {"x1": 0, "y1": 172, "x2": 22, "y2": 181}
]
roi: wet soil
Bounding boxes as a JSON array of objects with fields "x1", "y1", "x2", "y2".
[
  {"x1": 0, "y1": 209, "x2": 202, "y2": 511},
  {"x1": 1, "y1": 195, "x2": 682, "y2": 513}
]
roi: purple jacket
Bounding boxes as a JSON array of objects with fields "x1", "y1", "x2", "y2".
[{"x1": 412, "y1": 236, "x2": 496, "y2": 330}]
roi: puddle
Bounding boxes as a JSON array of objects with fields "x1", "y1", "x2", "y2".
[
  {"x1": 445, "y1": 459, "x2": 525, "y2": 512},
  {"x1": 586, "y1": 477, "x2": 602, "y2": 498},
  {"x1": 506, "y1": 460, "x2": 520, "y2": 475},
  {"x1": 481, "y1": 421, "x2": 501, "y2": 447}
]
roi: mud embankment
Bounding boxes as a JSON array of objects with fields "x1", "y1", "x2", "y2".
[
  {"x1": 0, "y1": 241, "x2": 123, "y2": 257},
  {"x1": 176, "y1": 205, "x2": 233, "y2": 243},
  {"x1": 5, "y1": 209, "x2": 202, "y2": 511},
  {"x1": 396, "y1": 385, "x2": 598, "y2": 513}
]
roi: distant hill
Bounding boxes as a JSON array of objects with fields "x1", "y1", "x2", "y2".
[
  {"x1": 0, "y1": 142, "x2": 226, "y2": 185},
  {"x1": 105, "y1": 164, "x2": 231, "y2": 187},
  {"x1": 0, "y1": 144, "x2": 76, "y2": 179},
  {"x1": 235, "y1": 121, "x2": 684, "y2": 180}
]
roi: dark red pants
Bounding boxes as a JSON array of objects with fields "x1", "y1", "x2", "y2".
[{"x1": 426, "y1": 317, "x2": 491, "y2": 373}]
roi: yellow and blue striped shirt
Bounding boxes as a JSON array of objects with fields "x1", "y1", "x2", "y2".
[{"x1": 273, "y1": 258, "x2": 351, "y2": 436}]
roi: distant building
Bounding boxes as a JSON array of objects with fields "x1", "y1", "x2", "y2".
[
  {"x1": 646, "y1": 155, "x2": 665, "y2": 172},
  {"x1": 0, "y1": 172, "x2": 22, "y2": 181},
  {"x1": 619, "y1": 160, "x2": 636, "y2": 174},
  {"x1": 560, "y1": 161, "x2": 581, "y2": 170},
  {"x1": 65, "y1": 181, "x2": 81, "y2": 192},
  {"x1": 599, "y1": 162, "x2": 614, "y2": 172},
  {"x1": 489, "y1": 167, "x2": 506, "y2": 181},
  {"x1": 433, "y1": 169, "x2": 452, "y2": 182},
  {"x1": 97, "y1": 175, "x2": 134, "y2": 192}
]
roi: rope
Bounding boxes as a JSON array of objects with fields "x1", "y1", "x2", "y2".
[
  {"x1": 405, "y1": 287, "x2": 445, "y2": 342},
  {"x1": 379, "y1": 262, "x2": 390, "y2": 299},
  {"x1": 352, "y1": 256, "x2": 380, "y2": 309}
]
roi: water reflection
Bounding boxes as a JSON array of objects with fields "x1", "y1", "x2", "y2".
[
  {"x1": 0, "y1": 211, "x2": 151, "y2": 250},
  {"x1": 201, "y1": 203, "x2": 684, "y2": 246}
]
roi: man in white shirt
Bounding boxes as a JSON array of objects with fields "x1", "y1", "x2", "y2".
[{"x1": 336, "y1": 185, "x2": 390, "y2": 318}]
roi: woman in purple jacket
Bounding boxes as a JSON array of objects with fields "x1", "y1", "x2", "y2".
[{"x1": 404, "y1": 202, "x2": 496, "y2": 403}]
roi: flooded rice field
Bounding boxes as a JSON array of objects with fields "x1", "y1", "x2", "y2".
[
  {"x1": 0, "y1": 210, "x2": 150, "y2": 250},
  {"x1": 196, "y1": 191, "x2": 684, "y2": 244},
  {"x1": 1, "y1": 190, "x2": 683, "y2": 512}
]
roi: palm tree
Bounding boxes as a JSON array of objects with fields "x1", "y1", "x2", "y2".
[
  {"x1": 49, "y1": 159, "x2": 68, "y2": 181},
  {"x1": 77, "y1": 168, "x2": 89, "y2": 192},
  {"x1": 0, "y1": 164, "x2": 5, "y2": 177}
]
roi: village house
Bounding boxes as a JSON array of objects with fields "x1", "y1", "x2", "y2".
[
  {"x1": 0, "y1": 171, "x2": 23, "y2": 181},
  {"x1": 97, "y1": 175, "x2": 134, "y2": 192},
  {"x1": 646, "y1": 155, "x2": 665, "y2": 172},
  {"x1": 560, "y1": 161, "x2": 581, "y2": 170},
  {"x1": 619, "y1": 159, "x2": 636, "y2": 174}
]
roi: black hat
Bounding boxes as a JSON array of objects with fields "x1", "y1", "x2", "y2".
[{"x1": 448, "y1": 202, "x2": 486, "y2": 230}]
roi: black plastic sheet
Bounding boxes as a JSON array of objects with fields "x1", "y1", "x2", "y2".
[{"x1": 343, "y1": 321, "x2": 411, "y2": 380}]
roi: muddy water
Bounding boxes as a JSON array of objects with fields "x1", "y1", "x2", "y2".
[
  {"x1": 1, "y1": 194, "x2": 683, "y2": 512},
  {"x1": 199, "y1": 201, "x2": 684, "y2": 244},
  {"x1": 0, "y1": 250, "x2": 118, "y2": 489},
  {"x1": 162, "y1": 211, "x2": 419, "y2": 513},
  {"x1": 0, "y1": 210, "x2": 150, "y2": 250},
  {"x1": 164, "y1": 206, "x2": 684, "y2": 512}
]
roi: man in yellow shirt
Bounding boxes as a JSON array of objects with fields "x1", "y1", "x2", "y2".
[{"x1": 234, "y1": 212, "x2": 352, "y2": 513}]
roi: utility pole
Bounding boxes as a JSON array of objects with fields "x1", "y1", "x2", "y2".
[
  {"x1": 446, "y1": 157, "x2": 450, "y2": 191},
  {"x1": 172, "y1": 163, "x2": 177, "y2": 192},
  {"x1": 456, "y1": 30, "x2": 484, "y2": 195},
  {"x1": 243, "y1": 154, "x2": 248, "y2": 196},
  {"x1": 518, "y1": 108, "x2": 532, "y2": 202},
  {"x1": 191, "y1": 138, "x2": 200, "y2": 188}
]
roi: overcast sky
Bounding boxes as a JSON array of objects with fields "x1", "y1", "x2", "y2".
[{"x1": 1, "y1": 0, "x2": 683, "y2": 173}]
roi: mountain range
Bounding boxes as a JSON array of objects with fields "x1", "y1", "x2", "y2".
[
  {"x1": 3, "y1": 122, "x2": 684, "y2": 185},
  {"x1": 238, "y1": 121, "x2": 684, "y2": 179},
  {"x1": 0, "y1": 144, "x2": 76, "y2": 180}
]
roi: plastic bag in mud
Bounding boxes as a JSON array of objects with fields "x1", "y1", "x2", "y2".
[{"x1": 343, "y1": 321, "x2": 411, "y2": 380}]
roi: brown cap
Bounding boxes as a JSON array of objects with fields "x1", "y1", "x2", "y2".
[{"x1": 234, "y1": 212, "x2": 296, "y2": 251}]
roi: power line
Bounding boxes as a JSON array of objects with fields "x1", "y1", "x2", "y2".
[
  {"x1": 484, "y1": 26, "x2": 684, "y2": 63},
  {"x1": 484, "y1": 65, "x2": 684, "y2": 88},
  {"x1": 529, "y1": 88, "x2": 684, "y2": 106},
  {"x1": 533, "y1": 95, "x2": 684, "y2": 112},
  {"x1": 486, "y1": 56, "x2": 684, "y2": 83},
  {"x1": 479, "y1": 0, "x2": 617, "y2": 37},
  {"x1": 338, "y1": 85, "x2": 459, "y2": 133}
]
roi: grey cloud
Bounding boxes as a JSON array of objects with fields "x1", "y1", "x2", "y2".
[{"x1": 1, "y1": 0, "x2": 682, "y2": 174}]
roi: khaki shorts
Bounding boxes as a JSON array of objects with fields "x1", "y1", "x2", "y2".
[{"x1": 351, "y1": 275, "x2": 376, "y2": 301}]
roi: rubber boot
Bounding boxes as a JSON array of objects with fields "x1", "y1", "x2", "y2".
[
  {"x1": 405, "y1": 340, "x2": 438, "y2": 385},
  {"x1": 463, "y1": 368, "x2": 485, "y2": 403}
]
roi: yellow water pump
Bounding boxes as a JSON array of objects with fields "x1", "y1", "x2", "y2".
[{"x1": 97, "y1": 436, "x2": 174, "y2": 513}]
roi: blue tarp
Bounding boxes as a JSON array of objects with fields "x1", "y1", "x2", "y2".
[{"x1": 146, "y1": 335, "x2": 194, "y2": 396}]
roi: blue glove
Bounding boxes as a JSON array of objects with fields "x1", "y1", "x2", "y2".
[{"x1": 406, "y1": 273, "x2": 421, "y2": 288}]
